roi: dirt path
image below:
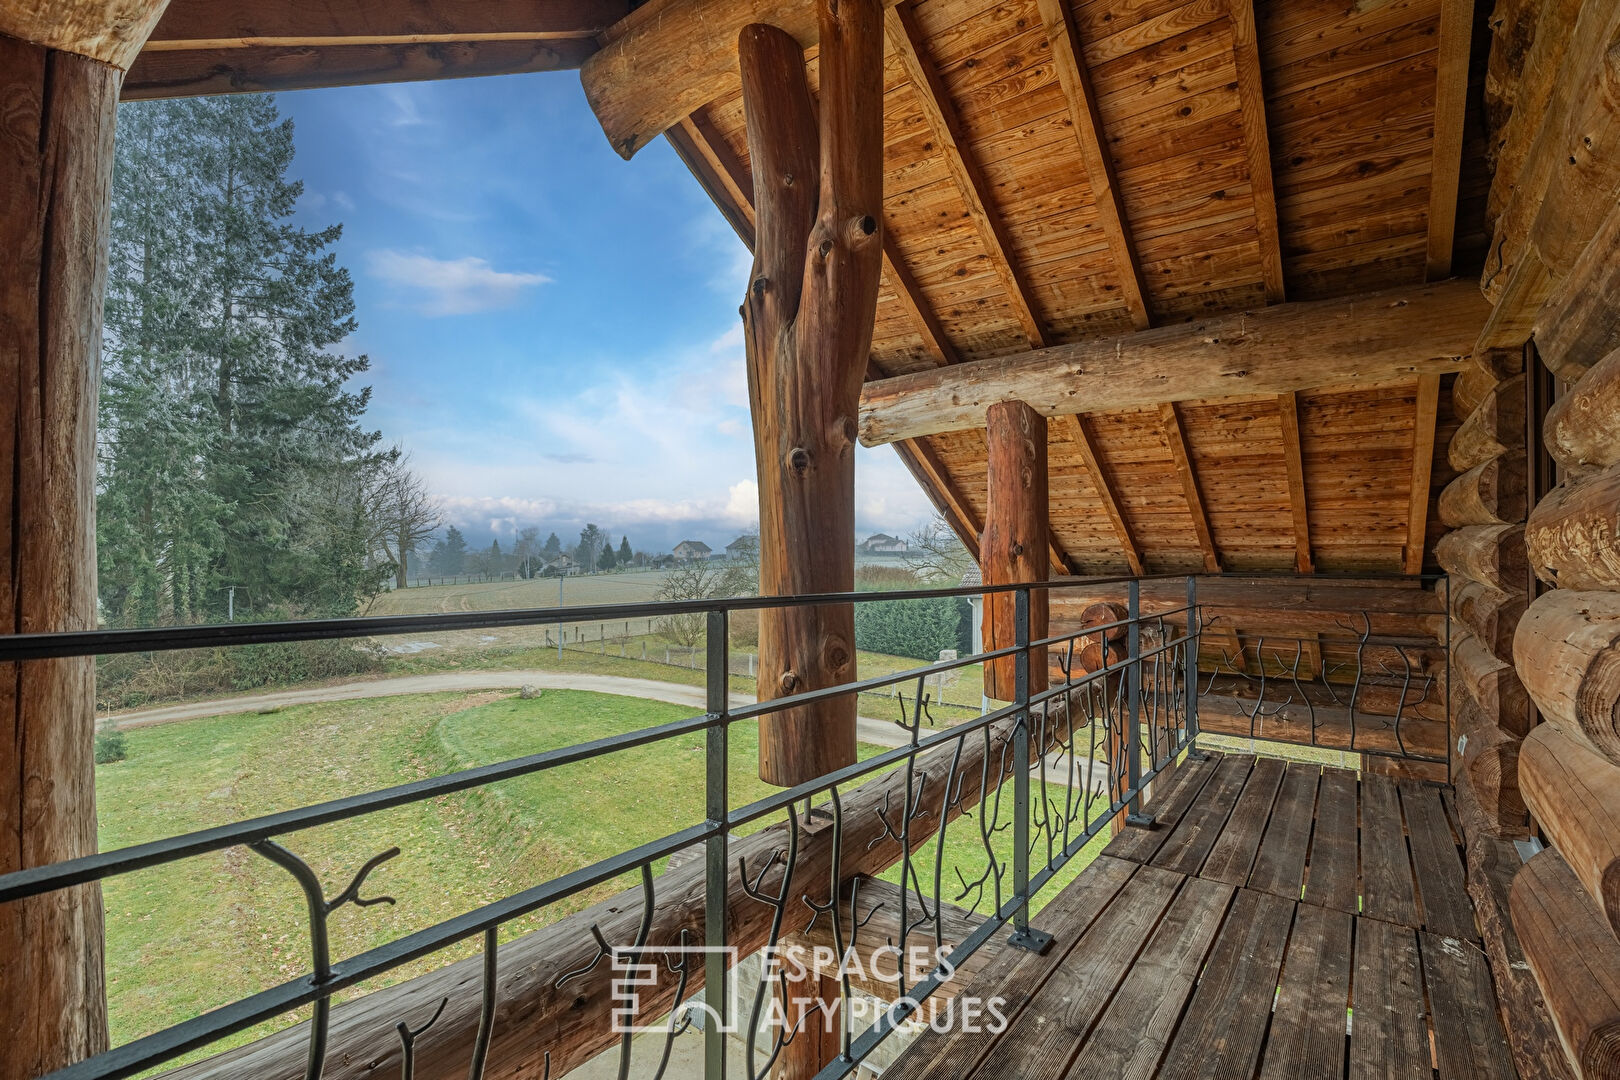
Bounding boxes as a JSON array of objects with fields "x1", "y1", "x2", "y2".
[{"x1": 110, "y1": 671, "x2": 1106, "y2": 791}]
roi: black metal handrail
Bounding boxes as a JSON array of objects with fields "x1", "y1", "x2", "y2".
[{"x1": 0, "y1": 572, "x2": 1446, "y2": 1080}]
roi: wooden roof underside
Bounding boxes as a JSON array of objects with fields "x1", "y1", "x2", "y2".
[{"x1": 125, "y1": 0, "x2": 1494, "y2": 577}]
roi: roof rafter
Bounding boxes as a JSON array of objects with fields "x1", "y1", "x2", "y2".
[
  {"x1": 1404, "y1": 375, "x2": 1442, "y2": 575},
  {"x1": 1276, "y1": 391, "x2": 1312, "y2": 573},
  {"x1": 1227, "y1": 0, "x2": 1285, "y2": 303},
  {"x1": 1063, "y1": 415, "x2": 1144, "y2": 575},
  {"x1": 1159, "y1": 403, "x2": 1222, "y2": 573},
  {"x1": 885, "y1": 0, "x2": 1047, "y2": 349},
  {"x1": 143, "y1": 0, "x2": 629, "y2": 47},
  {"x1": 1425, "y1": 0, "x2": 1476, "y2": 279},
  {"x1": 1033, "y1": 0, "x2": 1150, "y2": 330}
]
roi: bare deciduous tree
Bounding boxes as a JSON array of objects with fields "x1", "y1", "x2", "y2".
[
  {"x1": 902, "y1": 514, "x2": 974, "y2": 583},
  {"x1": 368, "y1": 449, "x2": 443, "y2": 589},
  {"x1": 655, "y1": 560, "x2": 752, "y2": 646}
]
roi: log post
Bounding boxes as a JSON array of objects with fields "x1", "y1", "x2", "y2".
[
  {"x1": 740, "y1": 0, "x2": 884, "y2": 787},
  {"x1": 0, "y1": 3, "x2": 167, "y2": 1071},
  {"x1": 982, "y1": 401, "x2": 1049, "y2": 701}
]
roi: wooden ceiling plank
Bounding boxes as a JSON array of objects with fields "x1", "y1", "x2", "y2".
[
  {"x1": 1227, "y1": 0, "x2": 1285, "y2": 303},
  {"x1": 1033, "y1": 0, "x2": 1151, "y2": 330},
  {"x1": 882, "y1": 234, "x2": 960, "y2": 367},
  {"x1": 885, "y1": 0, "x2": 1048, "y2": 349},
  {"x1": 1425, "y1": 0, "x2": 1475, "y2": 279},
  {"x1": 1158, "y1": 402, "x2": 1222, "y2": 573},
  {"x1": 1276, "y1": 390, "x2": 1313, "y2": 573},
  {"x1": 858, "y1": 279, "x2": 1489, "y2": 444},
  {"x1": 1403, "y1": 374, "x2": 1441, "y2": 575},
  {"x1": 1063, "y1": 414, "x2": 1145, "y2": 575}
]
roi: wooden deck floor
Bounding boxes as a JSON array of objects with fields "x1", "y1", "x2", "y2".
[{"x1": 885, "y1": 752, "x2": 1516, "y2": 1080}]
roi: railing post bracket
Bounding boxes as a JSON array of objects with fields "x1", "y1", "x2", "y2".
[
  {"x1": 1007, "y1": 926, "x2": 1055, "y2": 954},
  {"x1": 1124, "y1": 811, "x2": 1157, "y2": 828}
]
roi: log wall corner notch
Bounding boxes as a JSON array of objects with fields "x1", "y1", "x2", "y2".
[{"x1": 742, "y1": 0, "x2": 885, "y2": 788}]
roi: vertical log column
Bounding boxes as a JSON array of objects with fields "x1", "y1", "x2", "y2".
[
  {"x1": 0, "y1": 29, "x2": 127, "y2": 1080},
  {"x1": 741, "y1": 0, "x2": 884, "y2": 787},
  {"x1": 982, "y1": 401, "x2": 1049, "y2": 701}
]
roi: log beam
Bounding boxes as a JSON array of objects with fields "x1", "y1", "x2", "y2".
[
  {"x1": 1546, "y1": 345, "x2": 1620, "y2": 476},
  {"x1": 1277, "y1": 391, "x2": 1313, "y2": 573},
  {"x1": 1426, "y1": 0, "x2": 1476, "y2": 278},
  {"x1": 856, "y1": 280, "x2": 1488, "y2": 445},
  {"x1": 1449, "y1": 374, "x2": 1525, "y2": 472},
  {"x1": 1526, "y1": 464, "x2": 1620, "y2": 590},
  {"x1": 1159, "y1": 403, "x2": 1220, "y2": 573},
  {"x1": 982, "y1": 401, "x2": 1049, "y2": 701},
  {"x1": 141, "y1": 0, "x2": 627, "y2": 48},
  {"x1": 741, "y1": 1, "x2": 884, "y2": 787},
  {"x1": 1454, "y1": 628, "x2": 1534, "y2": 736},
  {"x1": 1451, "y1": 577, "x2": 1527, "y2": 665},
  {"x1": 1517, "y1": 721, "x2": 1620, "y2": 941},
  {"x1": 0, "y1": 7, "x2": 160, "y2": 1073},
  {"x1": 1536, "y1": 202, "x2": 1620, "y2": 381},
  {"x1": 1033, "y1": 0, "x2": 1149, "y2": 328},
  {"x1": 1439, "y1": 454, "x2": 1528, "y2": 527},
  {"x1": 884, "y1": 1, "x2": 1045, "y2": 348},
  {"x1": 1062, "y1": 414, "x2": 1143, "y2": 575},
  {"x1": 1405, "y1": 374, "x2": 1441, "y2": 574},
  {"x1": 1437, "y1": 523, "x2": 1529, "y2": 595},
  {"x1": 1515, "y1": 590, "x2": 1620, "y2": 765}
]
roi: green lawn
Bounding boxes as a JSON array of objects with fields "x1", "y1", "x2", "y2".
[{"x1": 97, "y1": 688, "x2": 1106, "y2": 1065}]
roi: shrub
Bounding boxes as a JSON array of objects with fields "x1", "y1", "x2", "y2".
[
  {"x1": 97, "y1": 636, "x2": 384, "y2": 711},
  {"x1": 94, "y1": 727, "x2": 128, "y2": 764},
  {"x1": 854, "y1": 592, "x2": 972, "y2": 661}
]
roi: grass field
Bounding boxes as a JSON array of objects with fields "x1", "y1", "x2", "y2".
[
  {"x1": 99, "y1": 687, "x2": 1101, "y2": 1065},
  {"x1": 371, "y1": 570, "x2": 672, "y2": 616}
]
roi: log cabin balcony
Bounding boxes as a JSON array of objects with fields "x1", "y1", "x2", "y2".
[{"x1": 6, "y1": 0, "x2": 1620, "y2": 1077}]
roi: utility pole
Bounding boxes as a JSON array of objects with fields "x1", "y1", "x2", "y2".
[
  {"x1": 558, "y1": 574, "x2": 564, "y2": 661},
  {"x1": 225, "y1": 585, "x2": 238, "y2": 622}
]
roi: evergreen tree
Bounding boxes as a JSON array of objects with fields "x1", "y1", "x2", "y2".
[
  {"x1": 438, "y1": 527, "x2": 468, "y2": 574},
  {"x1": 598, "y1": 546, "x2": 617, "y2": 571},
  {"x1": 542, "y1": 532, "x2": 562, "y2": 561},
  {"x1": 618, "y1": 536, "x2": 633, "y2": 565},
  {"x1": 575, "y1": 524, "x2": 606, "y2": 572},
  {"x1": 99, "y1": 94, "x2": 384, "y2": 624}
]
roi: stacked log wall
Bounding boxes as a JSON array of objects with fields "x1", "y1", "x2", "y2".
[{"x1": 1489, "y1": 1, "x2": 1620, "y2": 1070}]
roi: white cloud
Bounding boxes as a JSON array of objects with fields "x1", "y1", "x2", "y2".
[
  {"x1": 332, "y1": 191, "x2": 356, "y2": 212},
  {"x1": 366, "y1": 250, "x2": 551, "y2": 316}
]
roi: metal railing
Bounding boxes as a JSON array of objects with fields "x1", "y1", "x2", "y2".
[{"x1": 0, "y1": 572, "x2": 1437, "y2": 1080}]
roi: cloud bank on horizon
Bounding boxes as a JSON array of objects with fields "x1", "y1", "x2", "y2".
[{"x1": 278, "y1": 75, "x2": 934, "y2": 554}]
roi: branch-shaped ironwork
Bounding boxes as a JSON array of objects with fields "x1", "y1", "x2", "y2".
[{"x1": 394, "y1": 997, "x2": 448, "y2": 1080}]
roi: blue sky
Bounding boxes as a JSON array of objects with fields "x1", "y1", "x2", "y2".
[{"x1": 273, "y1": 72, "x2": 933, "y2": 553}]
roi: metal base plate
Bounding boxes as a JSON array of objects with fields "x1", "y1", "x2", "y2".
[
  {"x1": 1185, "y1": 749, "x2": 1211, "y2": 763},
  {"x1": 1007, "y1": 927, "x2": 1055, "y2": 954},
  {"x1": 1125, "y1": 812, "x2": 1157, "y2": 828}
]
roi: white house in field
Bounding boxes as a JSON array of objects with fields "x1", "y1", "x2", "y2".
[
  {"x1": 672, "y1": 540, "x2": 713, "y2": 562},
  {"x1": 858, "y1": 532, "x2": 907, "y2": 555}
]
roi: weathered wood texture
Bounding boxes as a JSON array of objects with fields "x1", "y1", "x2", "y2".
[
  {"x1": 1516, "y1": 589, "x2": 1620, "y2": 764},
  {"x1": 1547, "y1": 345, "x2": 1620, "y2": 475},
  {"x1": 1437, "y1": 522, "x2": 1529, "y2": 591},
  {"x1": 166, "y1": 700, "x2": 1059, "y2": 1080},
  {"x1": 1455, "y1": 628, "x2": 1533, "y2": 736},
  {"x1": 1451, "y1": 577, "x2": 1526, "y2": 664},
  {"x1": 1440, "y1": 454, "x2": 1527, "y2": 526},
  {"x1": 1537, "y1": 200, "x2": 1620, "y2": 381},
  {"x1": 0, "y1": 0, "x2": 169, "y2": 67},
  {"x1": 857, "y1": 281, "x2": 1486, "y2": 445},
  {"x1": 1527, "y1": 464, "x2": 1620, "y2": 590},
  {"x1": 741, "y1": 0, "x2": 884, "y2": 787},
  {"x1": 1455, "y1": 356, "x2": 1508, "y2": 417},
  {"x1": 1450, "y1": 778, "x2": 1574, "y2": 1080},
  {"x1": 1518, "y1": 719, "x2": 1620, "y2": 941},
  {"x1": 1450, "y1": 374, "x2": 1525, "y2": 471},
  {"x1": 1511, "y1": 847, "x2": 1620, "y2": 1080},
  {"x1": 0, "y1": 34, "x2": 117, "y2": 1080},
  {"x1": 981, "y1": 401, "x2": 1049, "y2": 700}
]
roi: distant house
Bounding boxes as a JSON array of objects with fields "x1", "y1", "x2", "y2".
[
  {"x1": 725, "y1": 536, "x2": 757, "y2": 561},
  {"x1": 859, "y1": 532, "x2": 907, "y2": 554},
  {"x1": 672, "y1": 540, "x2": 713, "y2": 562},
  {"x1": 544, "y1": 555, "x2": 581, "y2": 577}
]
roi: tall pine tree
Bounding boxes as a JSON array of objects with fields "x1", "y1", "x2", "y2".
[{"x1": 100, "y1": 95, "x2": 385, "y2": 625}]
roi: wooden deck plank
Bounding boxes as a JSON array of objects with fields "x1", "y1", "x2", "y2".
[
  {"x1": 882, "y1": 855, "x2": 1139, "y2": 1080},
  {"x1": 1246, "y1": 762, "x2": 1321, "y2": 899},
  {"x1": 1150, "y1": 754, "x2": 1255, "y2": 876},
  {"x1": 1155, "y1": 888, "x2": 1296, "y2": 1080},
  {"x1": 1301, "y1": 766, "x2": 1360, "y2": 914},
  {"x1": 1258, "y1": 903, "x2": 1353, "y2": 1080},
  {"x1": 1199, "y1": 755, "x2": 1284, "y2": 886},
  {"x1": 1358, "y1": 772, "x2": 1421, "y2": 928},
  {"x1": 1060, "y1": 876, "x2": 1235, "y2": 1080},
  {"x1": 1349, "y1": 917, "x2": 1431, "y2": 1080},
  {"x1": 1420, "y1": 931, "x2": 1518, "y2": 1080},
  {"x1": 973, "y1": 865, "x2": 1183, "y2": 1078},
  {"x1": 1102, "y1": 751, "x2": 1223, "y2": 865},
  {"x1": 1398, "y1": 780, "x2": 1476, "y2": 940}
]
